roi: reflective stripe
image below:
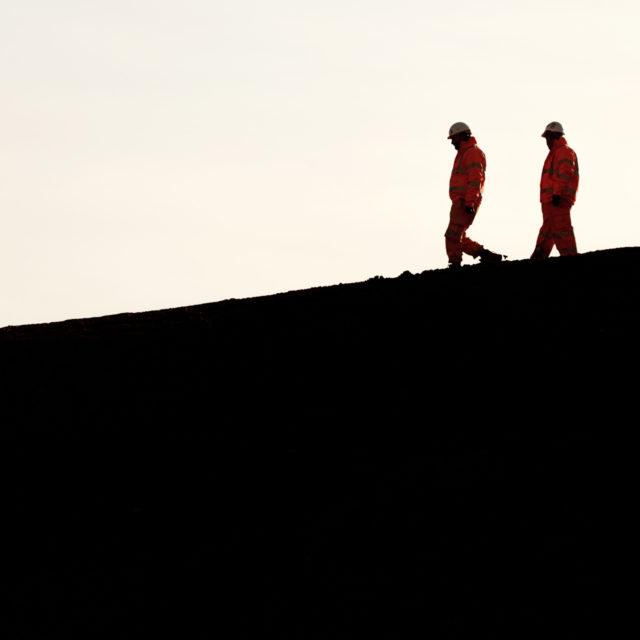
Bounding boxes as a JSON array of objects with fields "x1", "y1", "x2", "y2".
[
  {"x1": 557, "y1": 158, "x2": 575, "y2": 166},
  {"x1": 468, "y1": 181, "x2": 481, "y2": 188},
  {"x1": 540, "y1": 186, "x2": 577, "y2": 197},
  {"x1": 449, "y1": 186, "x2": 467, "y2": 192},
  {"x1": 452, "y1": 164, "x2": 485, "y2": 175}
]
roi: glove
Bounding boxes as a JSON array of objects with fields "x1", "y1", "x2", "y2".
[
  {"x1": 464, "y1": 205, "x2": 475, "y2": 215},
  {"x1": 552, "y1": 194, "x2": 561, "y2": 207}
]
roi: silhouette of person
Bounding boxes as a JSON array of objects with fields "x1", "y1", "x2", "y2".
[
  {"x1": 531, "y1": 121, "x2": 579, "y2": 259},
  {"x1": 445, "y1": 122, "x2": 502, "y2": 268}
]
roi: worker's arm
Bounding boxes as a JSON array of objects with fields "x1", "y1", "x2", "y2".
[
  {"x1": 464, "y1": 148, "x2": 485, "y2": 209},
  {"x1": 554, "y1": 148, "x2": 577, "y2": 198}
]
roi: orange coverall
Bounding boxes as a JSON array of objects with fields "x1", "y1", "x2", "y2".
[
  {"x1": 532, "y1": 137, "x2": 579, "y2": 259},
  {"x1": 445, "y1": 137, "x2": 486, "y2": 264}
]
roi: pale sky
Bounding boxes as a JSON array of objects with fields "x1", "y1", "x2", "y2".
[{"x1": 2, "y1": 0, "x2": 638, "y2": 327}]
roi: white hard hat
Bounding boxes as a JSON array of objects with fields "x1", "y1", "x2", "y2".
[
  {"x1": 541, "y1": 121, "x2": 564, "y2": 137},
  {"x1": 448, "y1": 122, "x2": 471, "y2": 139}
]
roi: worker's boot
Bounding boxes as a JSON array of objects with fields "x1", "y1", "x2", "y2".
[
  {"x1": 448, "y1": 261, "x2": 461, "y2": 270},
  {"x1": 479, "y1": 249, "x2": 502, "y2": 265}
]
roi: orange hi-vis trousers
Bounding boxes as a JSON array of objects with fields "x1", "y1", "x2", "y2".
[
  {"x1": 445, "y1": 199, "x2": 483, "y2": 264},
  {"x1": 531, "y1": 202, "x2": 578, "y2": 259}
]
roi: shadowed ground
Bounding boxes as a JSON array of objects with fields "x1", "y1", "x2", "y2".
[{"x1": 2, "y1": 248, "x2": 637, "y2": 638}]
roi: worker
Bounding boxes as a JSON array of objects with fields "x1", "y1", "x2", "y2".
[
  {"x1": 531, "y1": 122, "x2": 579, "y2": 259},
  {"x1": 445, "y1": 122, "x2": 502, "y2": 268}
]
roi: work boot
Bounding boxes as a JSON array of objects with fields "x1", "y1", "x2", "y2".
[
  {"x1": 448, "y1": 261, "x2": 461, "y2": 270},
  {"x1": 479, "y1": 249, "x2": 502, "y2": 265}
]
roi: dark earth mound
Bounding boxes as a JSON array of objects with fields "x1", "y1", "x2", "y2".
[{"x1": 2, "y1": 248, "x2": 638, "y2": 638}]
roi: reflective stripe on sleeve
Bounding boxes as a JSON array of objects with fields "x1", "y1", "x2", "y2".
[{"x1": 452, "y1": 164, "x2": 484, "y2": 175}]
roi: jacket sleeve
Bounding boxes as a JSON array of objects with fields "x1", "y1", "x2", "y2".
[
  {"x1": 553, "y1": 148, "x2": 577, "y2": 197},
  {"x1": 464, "y1": 148, "x2": 485, "y2": 207}
]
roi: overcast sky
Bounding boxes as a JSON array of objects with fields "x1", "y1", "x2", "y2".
[{"x1": 2, "y1": 0, "x2": 638, "y2": 327}]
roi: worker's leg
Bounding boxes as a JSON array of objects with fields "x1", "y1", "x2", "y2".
[
  {"x1": 461, "y1": 233, "x2": 483, "y2": 258},
  {"x1": 445, "y1": 199, "x2": 482, "y2": 264},
  {"x1": 550, "y1": 204, "x2": 578, "y2": 256},
  {"x1": 530, "y1": 204, "x2": 556, "y2": 259}
]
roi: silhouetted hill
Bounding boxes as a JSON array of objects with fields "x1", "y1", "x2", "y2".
[{"x1": 2, "y1": 248, "x2": 638, "y2": 638}]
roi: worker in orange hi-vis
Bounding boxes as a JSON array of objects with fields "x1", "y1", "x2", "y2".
[
  {"x1": 531, "y1": 121, "x2": 579, "y2": 259},
  {"x1": 445, "y1": 122, "x2": 503, "y2": 269}
]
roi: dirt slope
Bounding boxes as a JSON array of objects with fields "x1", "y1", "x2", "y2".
[{"x1": 2, "y1": 248, "x2": 638, "y2": 638}]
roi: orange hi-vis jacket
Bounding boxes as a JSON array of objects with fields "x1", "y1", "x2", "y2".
[
  {"x1": 540, "y1": 137, "x2": 579, "y2": 205},
  {"x1": 449, "y1": 137, "x2": 486, "y2": 208}
]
